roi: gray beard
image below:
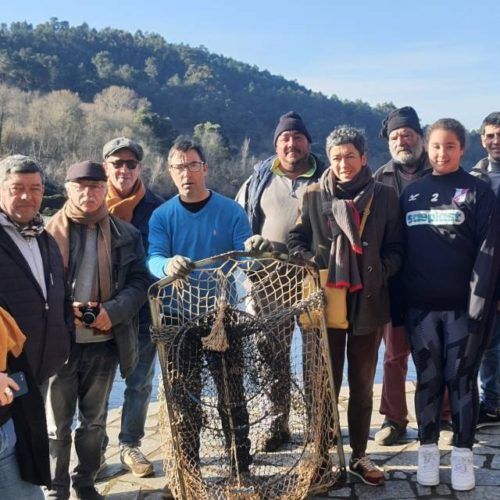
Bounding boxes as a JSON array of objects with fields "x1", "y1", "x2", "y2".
[{"x1": 391, "y1": 143, "x2": 425, "y2": 167}]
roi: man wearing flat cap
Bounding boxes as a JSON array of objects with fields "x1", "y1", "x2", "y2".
[
  {"x1": 45, "y1": 161, "x2": 150, "y2": 500},
  {"x1": 236, "y1": 111, "x2": 326, "y2": 451},
  {"x1": 373, "y1": 106, "x2": 451, "y2": 446},
  {"x1": 0, "y1": 154, "x2": 73, "y2": 493},
  {"x1": 100, "y1": 137, "x2": 163, "y2": 478}
]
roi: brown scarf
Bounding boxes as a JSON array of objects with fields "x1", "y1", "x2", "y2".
[
  {"x1": 320, "y1": 166, "x2": 375, "y2": 292},
  {"x1": 106, "y1": 179, "x2": 145, "y2": 223},
  {"x1": 46, "y1": 200, "x2": 112, "y2": 302},
  {"x1": 0, "y1": 306, "x2": 26, "y2": 371}
]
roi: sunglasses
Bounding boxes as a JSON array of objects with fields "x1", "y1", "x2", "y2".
[{"x1": 107, "y1": 159, "x2": 140, "y2": 170}]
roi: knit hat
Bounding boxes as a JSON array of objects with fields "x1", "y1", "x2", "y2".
[
  {"x1": 273, "y1": 111, "x2": 312, "y2": 145},
  {"x1": 103, "y1": 137, "x2": 144, "y2": 161},
  {"x1": 66, "y1": 161, "x2": 107, "y2": 182},
  {"x1": 379, "y1": 106, "x2": 423, "y2": 139}
]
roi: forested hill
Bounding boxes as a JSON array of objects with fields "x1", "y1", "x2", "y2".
[{"x1": 0, "y1": 19, "x2": 483, "y2": 200}]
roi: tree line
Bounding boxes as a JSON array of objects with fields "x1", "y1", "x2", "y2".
[{"x1": 0, "y1": 19, "x2": 485, "y2": 209}]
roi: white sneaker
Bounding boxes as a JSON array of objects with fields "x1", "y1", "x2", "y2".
[
  {"x1": 451, "y1": 447, "x2": 475, "y2": 491},
  {"x1": 417, "y1": 443, "x2": 440, "y2": 486}
]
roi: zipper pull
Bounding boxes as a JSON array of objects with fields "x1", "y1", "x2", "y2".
[
  {"x1": 50, "y1": 273, "x2": 54, "y2": 286},
  {"x1": 45, "y1": 302, "x2": 49, "y2": 311}
]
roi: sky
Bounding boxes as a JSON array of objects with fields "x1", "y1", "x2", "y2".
[{"x1": 2, "y1": 0, "x2": 499, "y2": 130}]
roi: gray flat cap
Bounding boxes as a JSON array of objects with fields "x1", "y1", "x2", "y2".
[{"x1": 102, "y1": 137, "x2": 143, "y2": 161}]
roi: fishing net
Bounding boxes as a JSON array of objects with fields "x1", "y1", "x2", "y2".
[{"x1": 149, "y1": 251, "x2": 345, "y2": 499}]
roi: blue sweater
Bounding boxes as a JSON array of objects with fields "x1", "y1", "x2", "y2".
[{"x1": 147, "y1": 191, "x2": 252, "y2": 279}]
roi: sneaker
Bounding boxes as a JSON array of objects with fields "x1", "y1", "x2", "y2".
[
  {"x1": 349, "y1": 454, "x2": 385, "y2": 486},
  {"x1": 120, "y1": 445, "x2": 154, "y2": 478},
  {"x1": 439, "y1": 420, "x2": 453, "y2": 446},
  {"x1": 261, "y1": 429, "x2": 291, "y2": 452},
  {"x1": 477, "y1": 404, "x2": 500, "y2": 429},
  {"x1": 72, "y1": 485, "x2": 105, "y2": 500},
  {"x1": 451, "y1": 447, "x2": 475, "y2": 491},
  {"x1": 417, "y1": 443, "x2": 440, "y2": 486},
  {"x1": 374, "y1": 420, "x2": 406, "y2": 446}
]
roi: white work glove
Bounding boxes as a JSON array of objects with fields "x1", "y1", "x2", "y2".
[
  {"x1": 244, "y1": 235, "x2": 272, "y2": 253},
  {"x1": 165, "y1": 255, "x2": 194, "y2": 278}
]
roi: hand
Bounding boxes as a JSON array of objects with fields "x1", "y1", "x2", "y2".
[
  {"x1": 165, "y1": 255, "x2": 194, "y2": 278},
  {"x1": 244, "y1": 235, "x2": 272, "y2": 253},
  {"x1": 0, "y1": 372, "x2": 19, "y2": 406},
  {"x1": 90, "y1": 304, "x2": 112, "y2": 331},
  {"x1": 72, "y1": 301, "x2": 84, "y2": 328}
]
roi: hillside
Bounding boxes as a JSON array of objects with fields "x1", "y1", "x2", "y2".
[{"x1": 0, "y1": 18, "x2": 484, "y2": 199}]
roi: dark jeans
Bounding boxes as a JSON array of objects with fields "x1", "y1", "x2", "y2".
[
  {"x1": 45, "y1": 342, "x2": 118, "y2": 499},
  {"x1": 120, "y1": 321, "x2": 157, "y2": 446},
  {"x1": 327, "y1": 328, "x2": 382, "y2": 458},
  {"x1": 167, "y1": 325, "x2": 251, "y2": 471}
]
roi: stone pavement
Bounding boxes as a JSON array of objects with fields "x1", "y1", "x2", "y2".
[{"x1": 91, "y1": 382, "x2": 500, "y2": 499}]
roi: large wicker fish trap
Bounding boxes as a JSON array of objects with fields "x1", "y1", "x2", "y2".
[{"x1": 149, "y1": 251, "x2": 345, "y2": 499}]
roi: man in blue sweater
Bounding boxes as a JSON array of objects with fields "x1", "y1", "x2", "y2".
[{"x1": 147, "y1": 138, "x2": 266, "y2": 480}]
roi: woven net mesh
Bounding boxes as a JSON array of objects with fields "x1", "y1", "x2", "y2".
[{"x1": 149, "y1": 252, "x2": 345, "y2": 499}]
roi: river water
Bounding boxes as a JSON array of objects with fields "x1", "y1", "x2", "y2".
[{"x1": 108, "y1": 331, "x2": 417, "y2": 409}]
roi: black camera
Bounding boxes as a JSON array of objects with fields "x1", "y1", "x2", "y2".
[{"x1": 79, "y1": 305, "x2": 100, "y2": 327}]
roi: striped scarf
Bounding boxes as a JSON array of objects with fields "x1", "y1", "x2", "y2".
[{"x1": 320, "y1": 166, "x2": 375, "y2": 291}]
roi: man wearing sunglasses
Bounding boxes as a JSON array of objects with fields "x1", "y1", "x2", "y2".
[{"x1": 101, "y1": 137, "x2": 163, "y2": 478}]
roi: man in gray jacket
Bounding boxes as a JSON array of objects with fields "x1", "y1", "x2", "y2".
[
  {"x1": 471, "y1": 112, "x2": 500, "y2": 428},
  {"x1": 236, "y1": 111, "x2": 326, "y2": 451},
  {"x1": 45, "y1": 161, "x2": 150, "y2": 500}
]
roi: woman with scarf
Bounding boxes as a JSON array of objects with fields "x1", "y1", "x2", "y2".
[{"x1": 288, "y1": 125, "x2": 404, "y2": 487}]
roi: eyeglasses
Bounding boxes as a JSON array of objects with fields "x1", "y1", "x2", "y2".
[
  {"x1": 169, "y1": 161, "x2": 204, "y2": 173},
  {"x1": 107, "y1": 159, "x2": 140, "y2": 170}
]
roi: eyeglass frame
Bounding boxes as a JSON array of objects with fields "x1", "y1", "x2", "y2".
[
  {"x1": 106, "y1": 159, "x2": 141, "y2": 170},
  {"x1": 169, "y1": 161, "x2": 205, "y2": 173}
]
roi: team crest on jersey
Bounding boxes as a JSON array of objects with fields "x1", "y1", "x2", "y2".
[
  {"x1": 408, "y1": 193, "x2": 420, "y2": 202},
  {"x1": 453, "y1": 188, "x2": 469, "y2": 203}
]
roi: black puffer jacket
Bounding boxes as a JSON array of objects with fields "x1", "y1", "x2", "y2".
[{"x1": 0, "y1": 228, "x2": 73, "y2": 383}]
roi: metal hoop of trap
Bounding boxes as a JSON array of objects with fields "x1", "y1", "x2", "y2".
[{"x1": 149, "y1": 251, "x2": 346, "y2": 499}]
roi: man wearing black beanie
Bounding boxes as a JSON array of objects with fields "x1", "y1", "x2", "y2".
[
  {"x1": 373, "y1": 106, "x2": 452, "y2": 447},
  {"x1": 236, "y1": 111, "x2": 326, "y2": 451}
]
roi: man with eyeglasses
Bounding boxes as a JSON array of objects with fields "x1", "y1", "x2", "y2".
[
  {"x1": 45, "y1": 161, "x2": 150, "y2": 500},
  {"x1": 471, "y1": 112, "x2": 500, "y2": 428},
  {"x1": 101, "y1": 137, "x2": 163, "y2": 478},
  {"x1": 147, "y1": 139, "x2": 262, "y2": 480}
]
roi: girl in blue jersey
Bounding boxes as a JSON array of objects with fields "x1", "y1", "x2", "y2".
[{"x1": 401, "y1": 119, "x2": 495, "y2": 491}]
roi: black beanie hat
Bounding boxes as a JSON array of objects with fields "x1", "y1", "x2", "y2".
[
  {"x1": 379, "y1": 106, "x2": 423, "y2": 139},
  {"x1": 273, "y1": 111, "x2": 312, "y2": 145}
]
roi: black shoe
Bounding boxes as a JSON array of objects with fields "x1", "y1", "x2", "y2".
[
  {"x1": 374, "y1": 420, "x2": 406, "y2": 446},
  {"x1": 262, "y1": 430, "x2": 291, "y2": 452},
  {"x1": 72, "y1": 485, "x2": 105, "y2": 500},
  {"x1": 477, "y1": 404, "x2": 500, "y2": 429}
]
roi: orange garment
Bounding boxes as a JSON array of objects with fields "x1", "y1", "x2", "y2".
[
  {"x1": 106, "y1": 179, "x2": 145, "y2": 223},
  {"x1": 0, "y1": 306, "x2": 26, "y2": 371}
]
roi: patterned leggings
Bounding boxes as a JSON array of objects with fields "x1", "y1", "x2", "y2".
[{"x1": 406, "y1": 309, "x2": 483, "y2": 448}]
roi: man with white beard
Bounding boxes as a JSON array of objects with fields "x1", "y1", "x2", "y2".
[{"x1": 373, "y1": 106, "x2": 452, "y2": 446}]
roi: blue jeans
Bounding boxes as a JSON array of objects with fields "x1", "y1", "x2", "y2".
[
  {"x1": 480, "y1": 313, "x2": 500, "y2": 411},
  {"x1": 119, "y1": 321, "x2": 157, "y2": 446},
  {"x1": 0, "y1": 419, "x2": 44, "y2": 500},
  {"x1": 45, "y1": 342, "x2": 118, "y2": 499}
]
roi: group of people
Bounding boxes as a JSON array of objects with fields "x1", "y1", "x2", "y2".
[{"x1": 0, "y1": 106, "x2": 499, "y2": 499}]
